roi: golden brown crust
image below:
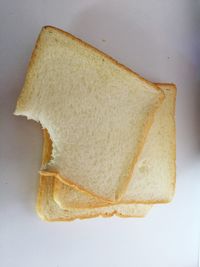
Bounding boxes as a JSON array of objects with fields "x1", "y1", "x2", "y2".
[
  {"x1": 41, "y1": 129, "x2": 52, "y2": 167},
  {"x1": 154, "y1": 82, "x2": 176, "y2": 88},
  {"x1": 157, "y1": 83, "x2": 176, "y2": 200},
  {"x1": 37, "y1": 209, "x2": 146, "y2": 222},
  {"x1": 36, "y1": 175, "x2": 150, "y2": 221},
  {"x1": 36, "y1": 174, "x2": 46, "y2": 220},
  {"x1": 169, "y1": 84, "x2": 177, "y2": 199}
]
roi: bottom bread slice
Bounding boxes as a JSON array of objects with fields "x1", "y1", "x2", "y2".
[{"x1": 37, "y1": 175, "x2": 152, "y2": 221}]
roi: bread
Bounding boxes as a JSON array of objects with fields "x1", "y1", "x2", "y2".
[
  {"x1": 14, "y1": 25, "x2": 164, "y2": 202},
  {"x1": 37, "y1": 175, "x2": 152, "y2": 221},
  {"x1": 37, "y1": 83, "x2": 176, "y2": 220},
  {"x1": 41, "y1": 129, "x2": 152, "y2": 221},
  {"x1": 53, "y1": 83, "x2": 176, "y2": 209},
  {"x1": 38, "y1": 130, "x2": 151, "y2": 221},
  {"x1": 123, "y1": 83, "x2": 176, "y2": 203},
  {"x1": 42, "y1": 129, "x2": 108, "y2": 209}
]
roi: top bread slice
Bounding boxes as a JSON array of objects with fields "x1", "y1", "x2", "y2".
[
  {"x1": 14, "y1": 25, "x2": 164, "y2": 202},
  {"x1": 53, "y1": 83, "x2": 176, "y2": 209}
]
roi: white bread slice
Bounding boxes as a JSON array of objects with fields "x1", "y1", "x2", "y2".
[
  {"x1": 53, "y1": 83, "x2": 176, "y2": 209},
  {"x1": 36, "y1": 175, "x2": 152, "y2": 221},
  {"x1": 14, "y1": 25, "x2": 164, "y2": 202}
]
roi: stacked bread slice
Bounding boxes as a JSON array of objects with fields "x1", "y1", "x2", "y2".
[{"x1": 15, "y1": 26, "x2": 176, "y2": 221}]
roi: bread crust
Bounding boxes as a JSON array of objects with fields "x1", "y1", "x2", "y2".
[
  {"x1": 155, "y1": 83, "x2": 176, "y2": 201},
  {"x1": 36, "y1": 175, "x2": 151, "y2": 221}
]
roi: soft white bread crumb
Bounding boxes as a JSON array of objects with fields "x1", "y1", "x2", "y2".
[{"x1": 15, "y1": 26, "x2": 164, "y2": 201}]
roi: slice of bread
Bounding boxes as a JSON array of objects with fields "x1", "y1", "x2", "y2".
[
  {"x1": 53, "y1": 83, "x2": 176, "y2": 209},
  {"x1": 36, "y1": 175, "x2": 152, "y2": 221},
  {"x1": 15, "y1": 25, "x2": 164, "y2": 202}
]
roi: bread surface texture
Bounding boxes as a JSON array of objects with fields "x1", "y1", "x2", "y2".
[
  {"x1": 15, "y1": 26, "x2": 163, "y2": 201},
  {"x1": 123, "y1": 83, "x2": 176, "y2": 203},
  {"x1": 53, "y1": 83, "x2": 176, "y2": 209},
  {"x1": 38, "y1": 130, "x2": 152, "y2": 220}
]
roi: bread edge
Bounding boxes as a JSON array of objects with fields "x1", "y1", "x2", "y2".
[{"x1": 36, "y1": 175, "x2": 150, "y2": 222}]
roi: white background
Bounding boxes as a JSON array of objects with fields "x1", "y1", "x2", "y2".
[{"x1": 1, "y1": 0, "x2": 200, "y2": 266}]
